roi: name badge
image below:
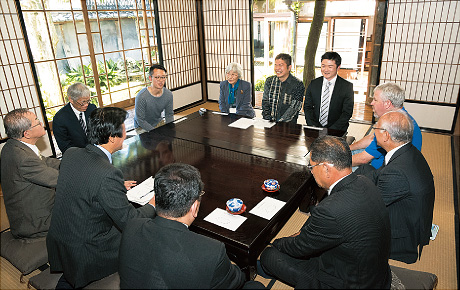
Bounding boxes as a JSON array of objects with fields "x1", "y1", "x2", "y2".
[{"x1": 229, "y1": 108, "x2": 237, "y2": 114}]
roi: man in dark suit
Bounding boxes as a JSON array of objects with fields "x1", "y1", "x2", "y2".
[
  {"x1": 260, "y1": 136, "x2": 391, "y2": 289},
  {"x1": 52, "y1": 82, "x2": 97, "y2": 154},
  {"x1": 47, "y1": 107, "x2": 156, "y2": 289},
  {"x1": 119, "y1": 163, "x2": 263, "y2": 289},
  {"x1": 356, "y1": 111, "x2": 435, "y2": 263},
  {"x1": 304, "y1": 51, "x2": 354, "y2": 132},
  {"x1": 1, "y1": 109, "x2": 60, "y2": 239}
]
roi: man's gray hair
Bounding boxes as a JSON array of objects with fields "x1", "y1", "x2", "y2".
[
  {"x1": 379, "y1": 111, "x2": 413, "y2": 144},
  {"x1": 374, "y1": 82, "x2": 405, "y2": 109},
  {"x1": 67, "y1": 82, "x2": 90, "y2": 102},
  {"x1": 3, "y1": 108, "x2": 32, "y2": 139},
  {"x1": 225, "y1": 62, "x2": 243, "y2": 79}
]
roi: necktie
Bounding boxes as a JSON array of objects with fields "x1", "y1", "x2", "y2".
[
  {"x1": 319, "y1": 81, "x2": 331, "y2": 126},
  {"x1": 79, "y1": 112, "x2": 87, "y2": 133}
]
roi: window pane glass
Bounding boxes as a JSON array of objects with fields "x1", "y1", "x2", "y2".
[
  {"x1": 35, "y1": 62, "x2": 62, "y2": 108},
  {"x1": 333, "y1": 19, "x2": 362, "y2": 69},
  {"x1": 52, "y1": 13, "x2": 79, "y2": 58},
  {"x1": 78, "y1": 34, "x2": 90, "y2": 55},
  {"x1": 89, "y1": 13, "x2": 99, "y2": 32},
  {"x1": 121, "y1": 18, "x2": 140, "y2": 49},
  {"x1": 22, "y1": 12, "x2": 54, "y2": 61},
  {"x1": 92, "y1": 32, "x2": 102, "y2": 53},
  {"x1": 74, "y1": 12, "x2": 86, "y2": 33},
  {"x1": 19, "y1": 0, "x2": 43, "y2": 10},
  {"x1": 43, "y1": 0, "x2": 71, "y2": 10},
  {"x1": 296, "y1": 22, "x2": 328, "y2": 68},
  {"x1": 20, "y1": 0, "x2": 160, "y2": 111},
  {"x1": 99, "y1": 13, "x2": 120, "y2": 53},
  {"x1": 70, "y1": 0, "x2": 82, "y2": 10},
  {"x1": 253, "y1": 0, "x2": 266, "y2": 13}
]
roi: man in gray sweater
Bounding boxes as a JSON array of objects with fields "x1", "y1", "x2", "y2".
[{"x1": 134, "y1": 64, "x2": 174, "y2": 133}]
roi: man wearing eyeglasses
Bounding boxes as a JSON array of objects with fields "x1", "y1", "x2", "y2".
[
  {"x1": 53, "y1": 82, "x2": 97, "y2": 155},
  {"x1": 259, "y1": 136, "x2": 391, "y2": 289},
  {"x1": 356, "y1": 111, "x2": 434, "y2": 264},
  {"x1": 1, "y1": 109, "x2": 60, "y2": 239},
  {"x1": 119, "y1": 163, "x2": 263, "y2": 289},
  {"x1": 134, "y1": 64, "x2": 174, "y2": 133}
]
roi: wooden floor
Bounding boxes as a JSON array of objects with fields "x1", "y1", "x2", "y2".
[{"x1": 1, "y1": 103, "x2": 457, "y2": 289}]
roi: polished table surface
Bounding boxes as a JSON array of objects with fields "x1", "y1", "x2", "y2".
[
  {"x1": 112, "y1": 111, "x2": 345, "y2": 278},
  {"x1": 153, "y1": 111, "x2": 346, "y2": 166}
]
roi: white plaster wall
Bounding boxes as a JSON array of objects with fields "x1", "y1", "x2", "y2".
[
  {"x1": 207, "y1": 83, "x2": 220, "y2": 101},
  {"x1": 172, "y1": 83, "x2": 203, "y2": 110},
  {"x1": 404, "y1": 102, "x2": 456, "y2": 131}
]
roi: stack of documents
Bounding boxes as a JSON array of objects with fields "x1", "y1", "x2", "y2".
[{"x1": 126, "y1": 176, "x2": 155, "y2": 205}]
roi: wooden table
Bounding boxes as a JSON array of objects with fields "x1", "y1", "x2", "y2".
[{"x1": 113, "y1": 111, "x2": 345, "y2": 279}]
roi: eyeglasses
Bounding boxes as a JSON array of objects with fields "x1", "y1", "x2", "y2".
[
  {"x1": 74, "y1": 98, "x2": 92, "y2": 106},
  {"x1": 153, "y1": 76, "x2": 167, "y2": 80},
  {"x1": 28, "y1": 121, "x2": 42, "y2": 130},
  {"x1": 307, "y1": 162, "x2": 334, "y2": 171},
  {"x1": 372, "y1": 126, "x2": 386, "y2": 131}
]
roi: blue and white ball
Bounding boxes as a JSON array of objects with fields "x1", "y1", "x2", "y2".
[{"x1": 226, "y1": 198, "x2": 243, "y2": 213}]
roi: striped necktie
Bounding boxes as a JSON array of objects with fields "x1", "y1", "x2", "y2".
[
  {"x1": 319, "y1": 81, "x2": 332, "y2": 126},
  {"x1": 79, "y1": 112, "x2": 87, "y2": 133}
]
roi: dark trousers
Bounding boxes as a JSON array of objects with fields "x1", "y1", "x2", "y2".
[
  {"x1": 56, "y1": 275, "x2": 82, "y2": 290},
  {"x1": 260, "y1": 246, "x2": 322, "y2": 289}
]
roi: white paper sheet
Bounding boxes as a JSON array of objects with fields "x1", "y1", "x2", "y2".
[
  {"x1": 249, "y1": 197, "x2": 286, "y2": 220},
  {"x1": 126, "y1": 176, "x2": 155, "y2": 205},
  {"x1": 212, "y1": 111, "x2": 229, "y2": 116},
  {"x1": 203, "y1": 208, "x2": 247, "y2": 231},
  {"x1": 228, "y1": 118, "x2": 254, "y2": 129},
  {"x1": 173, "y1": 117, "x2": 187, "y2": 124},
  {"x1": 253, "y1": 118, "x2": 276, "y2": 129},
  {"x1": 303, "y1": 125, "x2": 324, "y2": 131}
]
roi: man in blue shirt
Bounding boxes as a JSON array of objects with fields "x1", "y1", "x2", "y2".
[{"x1": 351, "y1": 82, "x2": 422, "y2": 169}]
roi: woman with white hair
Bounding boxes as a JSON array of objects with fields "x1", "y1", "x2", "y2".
[{"x1": 219, "y1": 62, "x2": 255, "y2": 118}]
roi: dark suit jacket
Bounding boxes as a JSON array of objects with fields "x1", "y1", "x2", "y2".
[
  {"x1": 47, "y1": 145, "x2": 156, "y2": 288},
  {"x1": 356, "y1": 143, "x2": 435, "y2": 263},
  {"x1": 304, "y1": 76, "x2": 354, "y2": 131},
  {"x1": 119, "y1": 217, "x2": 246, "y2": 289},
  {"x1": 52, "y1": 103, "x2": 97, "y2": 154},
  {"x1": 219, "y1": 80, "x2": 255, "y2": 118},
  {"x1": 273, "y1": 173, "x2": 391, "y2": 289},
  {"x1": 0, "y1": 139, "x2": 60, "y2": 239}
]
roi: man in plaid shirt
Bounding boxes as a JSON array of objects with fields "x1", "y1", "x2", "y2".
[{"x1": 262, "y1": 53, "x2": 305, "y2": 123}]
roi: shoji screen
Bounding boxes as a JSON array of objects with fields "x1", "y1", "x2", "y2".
[
  {"x1": 0, "y1": 0, "x2": 53, "y2": 155},
  {"x1": 380, "y1": 0, "x2": 459, "y2": 131},
  {"x1": 202, "y1": 0, "x2": 252, "y2": 101},
  {"x1": 157, "y1": 0, "x2": 201, "y2": 90}
]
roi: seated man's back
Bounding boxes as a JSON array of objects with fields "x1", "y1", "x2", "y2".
[
  {"x1": 356, "y1": 111, "x2": 434, "y2": 263},
  {"x1": 119, "y1": 217, "x2": 245, "y2": 289},
  {"x1": 119, "y1": 163, "x2": 262, "y2": 289},
  {"x1": 260, "y1": 136, "x2": 391, "y2": 289},
  {"x1": 47, "y1": 107, "x2": 156, "y2": 288}
]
